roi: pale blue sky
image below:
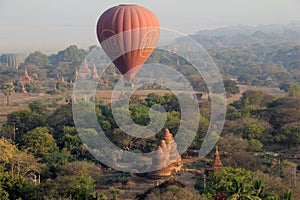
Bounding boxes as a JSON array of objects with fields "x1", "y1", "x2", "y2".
[{"x1": 1, "y1": 0, "x2": 299, "y2": 54}]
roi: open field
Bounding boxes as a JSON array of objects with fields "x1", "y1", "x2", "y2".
[
  {"x1": 0, "y1": 84, "x2": 287, "y2": 126},
  {"x1": 0, "y1": 92, "x2": 66, "y2": 125}
]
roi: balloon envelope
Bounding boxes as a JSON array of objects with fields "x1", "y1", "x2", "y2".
[{"x1": 96, "y1": 4, "x2": 160, "y2": 80}]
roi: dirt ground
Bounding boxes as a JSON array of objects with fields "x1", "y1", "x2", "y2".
[
  {"x1": 0, "y1": 92, "x2": 62, "y2": 125},
  {"x1": 94, "y1": 157, "x2": 202, "y2": 200}
]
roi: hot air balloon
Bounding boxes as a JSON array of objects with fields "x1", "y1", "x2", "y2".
[{"x1": 96, "y1": 4, "x2": 160, "y2": 80}]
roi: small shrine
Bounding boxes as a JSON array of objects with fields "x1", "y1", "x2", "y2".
[{"x1": 205, "y1": 146, "x2": 223, "y2": 177}]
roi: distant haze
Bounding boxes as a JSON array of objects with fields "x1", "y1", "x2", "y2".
[{"x1": 0, "y1": 0, "x2": 299, "y2": 55}]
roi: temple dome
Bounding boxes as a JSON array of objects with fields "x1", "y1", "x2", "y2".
[{"x1": 0, "y1": 53, "x2": 23, "y2": 69}]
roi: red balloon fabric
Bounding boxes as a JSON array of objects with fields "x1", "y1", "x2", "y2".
[{"x1": 96, "y1": 4, "x2": 160, "y2": 80}]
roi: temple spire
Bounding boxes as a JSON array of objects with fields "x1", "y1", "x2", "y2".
[
  {"x1": 212, "y1": 146, "x2": 223, "y2": 171},
  {"x1": 19, "y1": 69, "x2": 31, "y2": 93},
  {"x1": 91, "y1": 64, "x2": 99, "y2": 80}
]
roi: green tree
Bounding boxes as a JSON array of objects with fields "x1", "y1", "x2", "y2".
[
  {"x1": 109, "y1": 187, "x2": 123, "y2": 200},
  {"x1": 130, "y1": 105, "x2": 150, "y2": 125},
  {"x1": 164, "y1": 111, "x2": 180, "y2": 134},
  {"x1": 47, "y1": 103, "x2": 74, "y2": 135},
  {"x1": 28, "y1": 101, "x2": 48, "y2": 115},
  {"x1": 53, "y1": 175, "x2": 95, "y2": 200},
  {"x1": 229, "y1": 177, "x2": 262, "y2": 200},
  {"x1": 213, "y1": 79, "x2": 240, "y2": 97},
  {"x1": 205, "y1": 167, "x2": 254, "y2": 195},
  {"x1": 138, "y1": 179, "x2": 207, "y2": 200},
  {"x1": 287, "y1": 83, "x2": 300, "y2": 97},
  {"x1": 0, "y1": 138, "x2": 40, "y2": 177},
  {"x1": 229, "y1": 118, "x2": 269, "y2": 141},
  {"x1": 6, "y1": 108, "x2": 47, "y2": 140},
  {"x1": 90, "y1": 192, "x2": 108, "y2": 200},
  {"x1": 2, "y1": 82, "x2": 14, "y2": 105},
  {"x1": 242, "y1": 123, "x2": 265, "y2": 140},
  {"x1": 275, "y1": 125, "x2": 300, "y2": 149},
  {"x1": 145, "y1": 185, "x2": 206, "y2": 200},
  {"x1": 267, "y1": 97, "x2": 300, "y2": 129},
  {"x1": 248, "y1": 139, "x2": 263, "y2": 152},
  {"x1": 0, "y1": 185, "x2": 9, "y2": 200},
  {"x1": 218, "y1": 134, "x2": 261, "y2": 170},
  {"x1": 202, "y1": 167, "x2": 293, "y2": 199},
  {"x1": 19, "y1": 127, "x2": 58, "y2": 156},
  {"x1": 71, "y1": 175, "x2": 95, "y2": 200},
  {"x1": 237, "y1": 74, "x2": 253, "y2": 84},
  {"x1": 0, "y1": 172, "x2": 31, "y2": 200},
  {"x1": 253, "y1": 171, "x2": 292, "y2": 199},
  {"x1": 49, "y1": 45, "x2": 87, "y2": 65},
  {"x1": 281, "y1": 190, "x2": 294, "y2": 200},
  {"x1": 39, "y1": 150, "x2": 69, "y2": 179},
  {"x1": 0, "y1": 137, "x2": 18, "y2": 171},
  {"x1": 58, "y1": 161, "x2": 101, "y2": 178},
  {"x1": 239, "y1": 90, "x2": 271, "y2": 112},
  {"x1": 25, "y1": 51, "x2": 48, "y2": 66},
  {"x1": 224, "y1": 79, "x2": 240, "y2": 97},
  {"x1": 190, "y1": 115, "x2": 209, "y2": 149},
  {"x1": 57, "y1": 126, "x2": 85, "y2": 156}
]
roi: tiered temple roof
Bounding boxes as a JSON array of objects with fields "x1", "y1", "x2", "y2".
[
  {"x1": 205, "y1": 146, "x2": 223, "y2": 177},
  {"x1": 211, "y1": 146, "x2": 223, "y2": 171},
  {"x1": 148, "y1": 129, "x2": 182, "y2": 178}
]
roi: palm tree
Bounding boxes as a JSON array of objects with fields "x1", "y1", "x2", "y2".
[
  {"x1": 252, "y1": 178, "x2": 264, "y2": 197},
  {"x1": 2, "y1": 82, "x2": 15, "y2": 105},
  {"x1": 229, "y1": 178, "x2": 262, "y2": 200},
  {"x1": 282, "y1": 190, "x2": 294, "y2": 200}
]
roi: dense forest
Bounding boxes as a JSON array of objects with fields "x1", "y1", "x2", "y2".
[
  {"x1": 0, "y1": 90, "x2": 299, "y2": 199},
  {"x1": 0, "y1": 23, "x2": 300, "y2": 199},
  {"x1": 183, "y1": 23, "x2": 300, "y2": 87}
]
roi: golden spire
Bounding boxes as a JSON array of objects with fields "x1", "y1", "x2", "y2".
[
  {"x1": 79, "y1": 59, "x2": 91, "y2": 78},
  {"x1": 212, "y1": 146, "x2": 223, "y2": 171},
  {"x1": 91, "y1": 64, "x2": 99, "y2": 80},
  {"x1": 164, "y1": 129, "x2": 174, "y2": 144},
  {"x1": 75, "y1": 68, "x2": 79, "y2": 79}
]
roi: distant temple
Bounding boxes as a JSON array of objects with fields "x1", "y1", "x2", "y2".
[
  {"x1": 168, "y1": 45, "x2": 177, "y2": 54},
  {"x1": 205, "y1": 146, "x2": 223, "y2": 176},
  {"x1": 20, "y1": 69, "x2": 31, "y2": 93},
  {"x1": 77, "y1": 59, "x2": 91, "y2": 79},
  {"x1": 56, "y1": 74, "x2": 65, "y2": 84},
  {"x1": 75, "y1": 60, "x2": 101, "y2": 81},
  {"x1": 91, "y1": 64, "x2": 99, "y2": 80}
]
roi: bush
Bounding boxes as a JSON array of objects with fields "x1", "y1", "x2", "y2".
[{"x1": 248, "y1": 139, "x2": 263, "y2": 152}]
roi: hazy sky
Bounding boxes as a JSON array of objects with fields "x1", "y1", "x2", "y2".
[{"x1": 1, "y1": 0, "x2": 299, "y2": 54}]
